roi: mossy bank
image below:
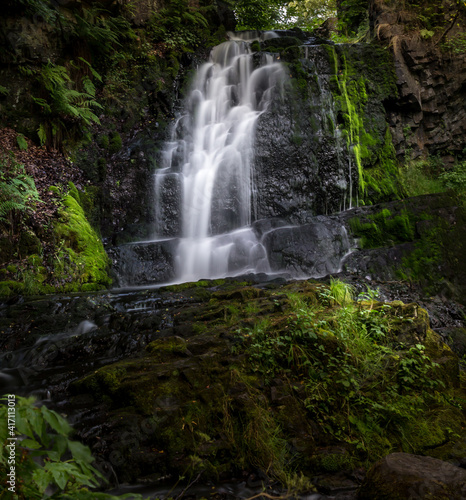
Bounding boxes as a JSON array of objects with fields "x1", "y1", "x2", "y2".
[{"x1": 61, "y1": 279, "x2": 466, "y2": 488}]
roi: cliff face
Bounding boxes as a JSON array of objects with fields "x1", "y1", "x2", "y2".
[{"x1": 369, "y1": 0, "x2": 466, "y2": 162}]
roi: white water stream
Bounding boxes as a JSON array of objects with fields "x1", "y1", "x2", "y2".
[{"x1": 154, "y1": 34, "x2": 285, "y2": 282}]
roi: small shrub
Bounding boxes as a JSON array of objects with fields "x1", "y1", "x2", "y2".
[{"x1": 440, "y1": 161, "x2": 466, "y2": 193}]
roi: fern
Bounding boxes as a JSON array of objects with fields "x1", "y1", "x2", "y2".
[
  {"x1": 73, "y1": 6, "x2": 134, "y2": 54},
  {"x1": 148, "y1": 0, "x2": 211, "y2": 51},
  {"x1": 77, "y1": 57, "x2": 102, "y2": 82},
  {"x1": 37, "y1": 123, "x2": 47, "y2": 146},
  {"x1": 0, "y1": 154, "x2": 40, "y2": 234},
  {"x1": 16, "y1": 133, "x2": 28, "y2": 151},
  {"x1": 33, "y1": 61, "x2": 102, "y2": 148}
]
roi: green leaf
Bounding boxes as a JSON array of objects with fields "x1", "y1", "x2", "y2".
[
  {"x1": 41, "y1": 406, "x2": 72, "y2": 436},
  {"x1": 32, "y1": 468, "x2": 53, "y2": 493},
  {"x1": 16, "y1": 134, "x2": 28, "y2": 150},
  {"x1": 68, "y1": 439, "x2": 94, "y2": 464},
  {"x1": 38, "y1": 123, "x2": 47, "y2": 146},
  {"x1": 21, "y1": 438, "x2": 42, "y2": 450}
]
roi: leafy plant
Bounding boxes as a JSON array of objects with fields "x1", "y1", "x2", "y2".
[
  {"x1": 33, "y1": 61, "x2": 102, "y2": 149},
  {"x1": 0, "y1": 396, "x2": 141, "y2": 499},
  {"x1": 0, "y1": 154, "x2": 40, "y2": 235},
  {"x1": 440, "y1": 161, "x2": 466, "y2": 193},
  {"x1": 16, "y1": 133, "x2": 28, "y2": 151},
  {"x1": 397, "y1": 343, "x2": 445, "y2": 391},
  {"x1": 73, "y1": 6, "x2": 135, "y2": 55},
  {"x1": 237, "y1": 280, "x2": 451, "y2": 461},
  {"x1": 148, "y1": 0, "x2": 211, "y2": 52},
  {"x1": 400, "y1": 156, "x2": 444, "y2": 196}
]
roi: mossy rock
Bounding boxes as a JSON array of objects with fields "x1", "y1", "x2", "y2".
[
  {"x1": 310, "y1": 447, "x2": 354, "y2": 473},
  {"x1": 423, "y1": 329, "x2": 460, "y2": 388},
  {"x1": 146, "y1": 336, "x2": 188, "y2": 359},
  {"x1": 212, "y1": 286, "x2": 264, "y2": 301},
  {"x1": 18, "y1": 230, "x2": 41, "y2": 256},
  {"x1": 262, "y1": 36, "x2": 301, "y2": 50},
  {"x1": 53, "y1": 183, "x2": 111, "y2": 289}
]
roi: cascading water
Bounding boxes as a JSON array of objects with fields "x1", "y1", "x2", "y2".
[{"x1": 154, "y1": 34, "x2": 285, "y2": 282}]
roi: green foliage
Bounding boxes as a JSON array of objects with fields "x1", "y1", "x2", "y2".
[
  {"x1": 287, "y1": 0, "x2": 337, "y2": 30},
  {"x1": 73, "y1": 5, "x2": 135, "y2": 55},
  {"x1": 109, "y1": 133, "x2": 123, "y2": 155},
  {"x1": 400, "y1": 155, "x2": 445, "y2": 197},
  {"x1": 0, "y1": 154, "x2": 40, "y2": 235},
  {"x1": 0, "y1": 395, "x2": 141, "y2": 499},
  {"x1": 235, "y1": 0, "x2": 287, "y2": 30},
  {"x1": 238, "y1": 281, "x2": 455, "y2": 462},
  {"x1": 10, "y1": 0, "x2": 62, "y2": 23},
  {"x1": 33, "y1": 61, "x2": 102, "y2": 149},
  {"x1": 441, "y1": 32, "x2": 466, "y2": 54},
  {"x1": 400, "y1": 157, "x2": 466, "y2": 199},
  {"x1": 328, "y1": 277, "x2": 355, "y2": 305},
  {"x1": 337, "y1": 0, "x2": 368, "y2": 37},
  {"x1": 16, "y1": 133, "x2": 28, "y2": 151},
  {"x1": 440, "y1": 161, "x2": 466, "y2": 194},
  {"x1": 148, "y1": 0, "x2": 212, "y2": 51},
  {"x1": 0, "y1": 85, "x2": 9, "y2": 96},
  {"x1": 397, "y1": 221, "x2": 443, "y2": 287},
  {"x1": 397, "y1": 343, "x2": 444, "y2": 392}
]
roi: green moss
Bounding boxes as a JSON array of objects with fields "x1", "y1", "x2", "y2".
[
  {"x1": 48, "y1": 185, "x2": 61, "y2": 195},
  {"x1": 364, "y1": 128, "x2": 404, "y2": 201},
  {"x1": 146, "y1": 337, "x2": 188, "y2": 357},
  {"x1": 312, "y1": 452, "x2": 354, "y2": 473},
  {"x1": 250, "y1": 41, "x2": 260, "y2": 52},
  {"x1": 349, "y1": 208, "x2": 415, "y2": 248},
  {"x1": 396, "y1": 216, "x2": 447, "y2": 289},
  {"x1": 326, "y1": 45, "x2": 401, "y2": 204},
  {"x1": 53, "y1": 182, "x2": 111, "y2": 290},
  {"x1": 97, "y1": 134, "x2": 109, "y2": 149},
  {"x1": 109, "y1": 132, "x2": 122, "y2": 154},
  {"x1": 0, "y1": 280, "x2": 25, "y2": 296}
]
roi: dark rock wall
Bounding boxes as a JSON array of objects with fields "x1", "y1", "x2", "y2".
[{"x1": 370, "y1": 0, "x2": 466, "y2": 161}]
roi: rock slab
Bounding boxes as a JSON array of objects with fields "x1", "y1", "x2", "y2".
[{"x1": 357, "y1": 452, "x2": 466, "y2": 500}]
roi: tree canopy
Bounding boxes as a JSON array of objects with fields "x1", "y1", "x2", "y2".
[{"x1": 234, "y1": 0, "x2": 337, "y2": 30}]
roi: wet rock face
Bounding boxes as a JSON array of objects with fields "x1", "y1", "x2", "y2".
[
  {"x1": 357, "y1": 452, "x2": 466, "y2": 500},
  {"x1": 109, "y1": 239, "x2": 177, "y2": 286},
  {"x1": 262, "y1": 216, "x2": 350, "y2": 277},
  {"x1": 253, "y1": 47, "x2": 352, "y2": 222}
]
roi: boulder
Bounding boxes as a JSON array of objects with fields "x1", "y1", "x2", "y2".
[{"x1": 357, "y1": 452, "x2": 466, "y2": 500}]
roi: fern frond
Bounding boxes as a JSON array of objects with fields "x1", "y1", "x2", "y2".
[
  {"x1": 78, "y1": 57, "x2": 102, "y2": 82},
  {"x1": 82, "y1": 77, "x2": 96, "y2": 97},
  {"x1": 38, "y1": 124, "x2": 47, "y2": 146}
]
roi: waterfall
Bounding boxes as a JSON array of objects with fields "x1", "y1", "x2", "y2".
[{"x1": 155, "y1": 35, "x2": 285, "y2": 282}]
